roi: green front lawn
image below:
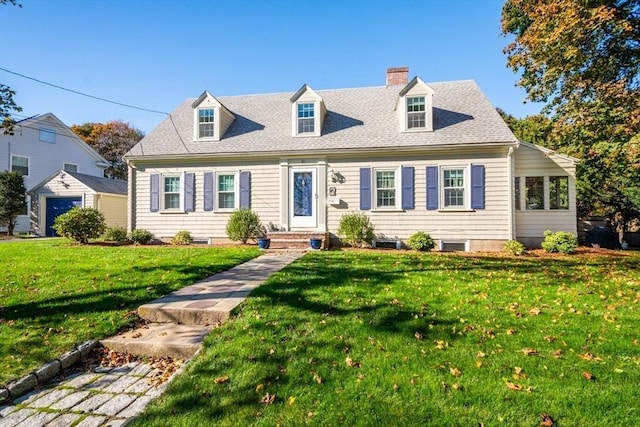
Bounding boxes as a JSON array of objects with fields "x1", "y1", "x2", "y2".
[
  {"x1": 0, "y1": 239, "x2": 260, "y2": 385},
  {"x1": 134, "y1": 250, "x2": 640, "y2": 426}
]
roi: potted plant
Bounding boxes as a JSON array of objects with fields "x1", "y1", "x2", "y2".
[{"x1": 309, "y1": 237, "x2": 322, "y2": 250}]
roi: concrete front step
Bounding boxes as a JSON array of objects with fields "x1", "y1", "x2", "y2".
[{"x1": 100, "y1": 323, "x2": 212, "y2": 359}]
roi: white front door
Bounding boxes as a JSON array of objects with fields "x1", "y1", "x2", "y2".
[{"x1": 289, "y1": 168, "x2": 317, "y2": 228}]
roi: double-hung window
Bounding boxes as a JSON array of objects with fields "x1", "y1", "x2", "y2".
[
  {"x1": 525, "y1": 177, "x2": 544, "y2": 210},
  {"x1": 375, "y1": 170, "x2": 397, "y2": 208},
  {"x1": 407, "y1": 96, "x2": 426, "y2": 129},
  {"x1": 297, "y1": 103, "x2": 315, "y2": 133},
  {"x1": 11, "y1": 156, "x2": 29, "y2": 176},
  {"x1": 198, "y1": 108, "x2": 215, "y2": 139},
  {"x1": 549, "y1": 176, "x2": 569, "y2": 210},
  {"x1": 163, "y1": 175, "x2": 181, "y2": 210},
  {"x1": 443, "y1": 168, "x2": 465, "y2": 208},
  {"x1": 217, "y1": 173, "x2": 236, "y2": 209}
]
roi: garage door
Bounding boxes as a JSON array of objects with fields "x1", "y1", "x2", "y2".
[{"x1": 45, "y1": 197, "x2": 82, "y2": 237}]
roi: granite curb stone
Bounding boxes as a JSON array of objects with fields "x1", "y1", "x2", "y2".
[{"x1": 0, "y1": 340, "x2": 98, "y2": 404}]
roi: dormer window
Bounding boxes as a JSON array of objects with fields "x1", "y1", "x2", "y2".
[
  {"x1": 407, "y1": 97, "x2": 426, "y2": 129},
  {"x1": 397, "y1": 77, "x2": 435, "y2": 132},
  {"x1": 198, "y1": 108, "x2": 215, "y2": 139},
  {"x1": 192, "y1": 91, "x2": 235, "y2": 142},
  {"x1": 297, "y1": 103, "x2": 315, "y2": 133}
]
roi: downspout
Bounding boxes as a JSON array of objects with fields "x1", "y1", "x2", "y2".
[{"x1": 507, "y1": 146, "x2": 515, "y2": 240}]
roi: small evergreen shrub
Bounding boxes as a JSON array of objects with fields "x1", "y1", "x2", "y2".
[
  {"x1": 337, "y1": 212, "x2": 375, "y2": 248},
  {"x1": 172, "y1": 230, "x2": 193, "y2": 246},
  {"x1": 102, "y1": 226, "x2": 128, "y2": 242},
  {"x1": 226, "y1": 209, "x2": 263, "y2": 244},
  {"x1": 53, "y1": 207, "x2": 106, "y2": 244},
  {"x1": 129, "y1": 228, "x2": 153, "y2": 245},
  {"x1": 504, "y1": 239, "x2": 526, "y2": 255},
  {"x1": 541, "y1": 230, "x2": 578, "y2": 254},
  {"x1": 407, "y1": 231, "x2": 435, "y2": 251}
]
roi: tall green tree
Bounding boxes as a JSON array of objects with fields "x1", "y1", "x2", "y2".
[
  {"x1": 502, "y1": 0, "x2": 640, "y2": 226},
  {"x1": 70, "y1": 121, "x2": 144, "y2": 180},
  {"x1": 0, "y1": 171, "x2": 27, "y2": 236}
]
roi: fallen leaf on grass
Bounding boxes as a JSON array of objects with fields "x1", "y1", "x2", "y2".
[
  {"x1": 435, "y1": 340, "x2": 448, "y2": 350},
  {"x1": 506, "y1": 382, "x2": 523, "y2": 391},
  {"x1": 579, "y1": 352, "x2": 603, "y2": 362},
  {"x1": 522, "y1": 348, "x2": 539, "y2": 356},
  {"x1": 312, "y1": 373, "x2": 322, "y2": 384},
  {"x1": 288, "y1": 396, "x2": 296, "y2": 406},
  {"x1": 214, "y1": 376, "x2": 229, "y2": 384},
  {"x1": 256, "y1": 384, "x2": 264, "y2": 391},
  {"x1": 540, "y1": 413, "x2": 555, "y2": 426},
  {"x1": 582, "y1": 371, "x2": 595, "y2": 381},
  {"x1": 345, "y1": 356, "x2": 361, "y2": 368},
  {"x1": 513, "y1": 366, "x2": 527, "y2": 380},
  {"x1": 506, "y1": 328, "x2": 516, "y2": 335},
  {"x1": 450, "y1": 367, "x2": 462, "y2": 377},
  {"x1": 414, "y1": 331, "x2": 424, "y2": 340},
  {"x1": 260, "y1": 393, "x2": 276, "y2": 405},
  {"x1": 529, "y1": 307, "x2": 541, "y2": 316}
]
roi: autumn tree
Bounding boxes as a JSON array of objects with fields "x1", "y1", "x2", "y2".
[
  {"x1": 0, "y1": 171, "x2": 27, "y2": 236},
  {"x1": 71, "y1": 121, "x2": 144, "y2": 180},
  {"x1": 501, "y1": 0, "x2": 640, "y2": 228},
  {"x1": 497, "y1": 108, "x2": 554, "y2": 146}
]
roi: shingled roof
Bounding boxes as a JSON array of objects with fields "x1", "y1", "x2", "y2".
[
  {"x1": 66, "y1": 171, "x2": 128, "y2": 195},
  {"x1": 126, "y1": 80, "x2": 517, "y2": 158}
]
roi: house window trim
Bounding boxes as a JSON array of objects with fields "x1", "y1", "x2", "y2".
[
  {"x1": 406, "y1": 96, "x2": 426, "y2": 130},
  {"x1": 371, "y1": 167, "x2": 402, "y2": 211},
  {"x1": 63, "y1": 163, "x2": 78, "y2": 173},
  {"x1": 215, "y1": 171, "x2": 239, "y2": 212},
  {"x1": 160, "y1": 173, "x2": 184, "y2": 213},
  {"x1": 439, "y1": 165, "x2": 470, "y2": 210},
  {"x1": 11, "y1": 155, "x2": 29, "y2": 177},
  {"x1": 39, "y1": 128, "x2": 56, "y2": 143},
  {"x1": 194, "y1": 107, "x2": 216, "y2": 141},
  {"x1": 296, "y1": 102, "x2": 316, "y2": 135},
  {"x1": 549, "y1": 176, "x2": 569, "y2": 210}
]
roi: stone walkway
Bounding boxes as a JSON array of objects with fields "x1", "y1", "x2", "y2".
[{"x1": 0, "y1": 251, "x2": 305, "y2": 426}]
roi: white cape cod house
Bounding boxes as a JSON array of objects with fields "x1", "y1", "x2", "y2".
[{"x1": 125, "y1": 68, "x2": 577, "y2": 250}]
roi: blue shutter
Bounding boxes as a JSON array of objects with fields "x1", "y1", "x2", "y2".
[
  {"x1": 239, "y1": 171, "x2": 251, "y2": 208},
  {"x1": 184, "y1": 173, "x2": 195, "y2": 212},
  {"x1": 401, "y1": 166, "x2": 414, "y2": 210},
  {"x1": 203, "y1": 172, "x2": 214, "y2": 211},
  {"x1": 360, "y1": 168, "x2": 371, "y2": 210},
  {"x1": 150, "y1": 174, "x2": 159, "y2": 212},
  {"x1": 426, "y1": 166, "x2": 438, "y2": 210},
  {"x1": 471, "y1": 164, "x2": 485, "y2": 209}
]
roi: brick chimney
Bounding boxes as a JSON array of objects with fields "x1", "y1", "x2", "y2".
[{"x1": 386, "y1": 67, "x2": 409, "y2": 86}]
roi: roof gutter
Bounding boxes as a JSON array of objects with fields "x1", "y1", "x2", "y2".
[{"x1": 125, "y1": 141, "x2": 518, "y2": 164}]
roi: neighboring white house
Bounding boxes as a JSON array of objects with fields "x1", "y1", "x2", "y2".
[
  {"x1": 29, "y1": 170, "x2": 128, "y2": 237},
  {"x1": 124, "y1": 67, "x2": 578, "y2": 250},
  {"x1": 0, "y1": 113, "x2": 110, "y2": 234}
]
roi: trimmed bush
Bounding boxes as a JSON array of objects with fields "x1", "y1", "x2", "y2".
[
  {"x1": 337, "y1": 212, "x2": 375, "y2": 248},
  {"x1": 129, "y1": 228, "x2": 153, "y2": 245},
  {"x1": 102, "y1": 226, "x2": 129, "y2": 242},
  {"x1": 52, "y1": 207, "x2": 106, "y2": 244},
  {"x1": 226, "y1": 209, "x2": 263, "y2": 244},
  {"x1": 504, "y1": 239, "x2": 526, "y2": 255},
  {"x1": 407, "y1": 231, "x2": 435, "y2": 251},
  {"x1": 172, "y1": 230, "x2": 193, "y2": 246},
  {"x1": 541, "y1": 230, "x2": 578, "y2": 254}
]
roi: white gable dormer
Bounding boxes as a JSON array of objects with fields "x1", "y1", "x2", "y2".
[
  {"x1": 192, "y1": 91, "x2": 235, "y2": 142},
  {"x1": 290, "y1": 84, "x2": 326, "y2": 137},
  {"x1": 396, "y1": 77, "x2": 435, "y2": 132}
]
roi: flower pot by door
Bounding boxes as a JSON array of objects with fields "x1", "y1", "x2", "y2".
[
  {"x1": 258, "y1": 238, "x2": 271, "y2": 249},
  {"x1": 309, "y1": 238, "x2": 322, "y2": 250}
]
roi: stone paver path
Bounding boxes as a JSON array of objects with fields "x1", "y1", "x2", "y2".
[
  {"x1": 0, "y1": 361, "x2": 167, "y2": 427},
  {"x1": 0, "y1": 251, "x2": 305, "y2": 426}
]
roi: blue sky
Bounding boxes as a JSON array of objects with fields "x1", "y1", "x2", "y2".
[{"x1": 0, "y1": 0, "x2": 541, "y2": 134}]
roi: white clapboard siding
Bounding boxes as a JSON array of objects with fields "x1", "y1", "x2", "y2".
[{"x1": 514, "y1": 143, "x2": 577, "y2": 239}]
